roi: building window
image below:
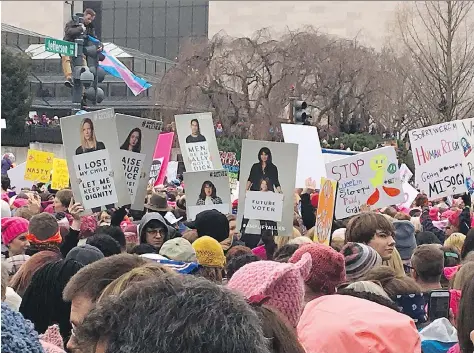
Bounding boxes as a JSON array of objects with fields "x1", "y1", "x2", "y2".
[
  {"x1": 134, "y1": 58, "x2": 145, "y2": 74},
  {"x1": 166, "y1": 7, "x2": 180, "y2": 37},
  {"x1": 145, "y1": 60, "x2": 155, "y2": 74},
  {"x1": 127, "y1": 8, "x2": 140, "y2": 37},
  {"x1": 38, "y1": 83, "x2": 55, "y2": 98},
  {"x1": 165, "y1": 37, "x2": 179, "y2": 59},
  {"x1": 179, "y1": 6, "x2": 193, "y2": 38},
  {"x1": 153, "y1": 7, "x2": 166, "y2": 37},
  {"x1": 101, "y1": 8, "x2": 115, "y2": 38},
  {"x1": 152, "y1": 37, "x2": 166, "y2": 57},
  {"x1": 110, "y1": 83, "x2": 127, "y2": 96},
  {"x1": 192, "y1": 5, "x2": 208, "y2": 36},
  {"x1": 44, "y1": 60, "x2": 62, "y2": 74},
  {"x1": 114, "y1": 9, "x2": 127, "y2": 38},
  {"x1": 139, "y1": 38, "x2": 152, "y2": 53},
  {"x1": 29, "y1": 82, "x2": 40, "y2": 97},
  {"x1": 32, "y1": 60, "x2": 45, "y2": 74},
  {"x1": 139, "y1": 8, "x2": 153, "y2": 37}
]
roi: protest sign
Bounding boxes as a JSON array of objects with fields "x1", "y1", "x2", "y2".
[
  {"x1": 326, "y1": 146, "x2": 403, "y2": 219},
  {"x1": 315, "y1": 178, "x2": 337, "y2": 245},
  {"x1": 281, "y1": 124, "x2": 326, "y2": 188},
  {"x1": 220, "y1": 151, "x2": 240, "y2": 190},
  {"x1": 166, "y1": 161, "x2": 178, "y2": 182},
  {"x1": 149, "y1": 158, "x2": 164, "y2": 186},
  {"x1": 409, "y1": 121, "x2": 465, "y2": 199},
  {"x1": 24, "y1": 150, "x2": 54, "y2": 183},
  {"x1": 152, "y1": 132, "x2": 174, "y2": 185},
  {"x1": 51, "y1": 158, "x2": 69, "y2": 190},
  {"x1": 399, "y1": 164, "x2": 413, "y2": 184},
  {"x1": 115, "y1": 114, "x2": 162, "y2": 209},
  {"x1": 8, "y1": 163, "x2": 34, "y2": 191},
  {"x1": 456, "y1": 118, "x2": 474, "y2": 193},
  {"x1": 183, "y1": 169, "x2": 231, "y2": 220},
  {"x1": 175, "y1": 112, "x2": 222, "y2": 172},
  {"x1": 237, "y1": 139, "x2": 298, "y2": 236},
  {"x1": 398, "y1": 181, "x2": 419, "y2": 210},
  {"x1": 60, "y1": 108, "x2": 130, "y2": 213}
]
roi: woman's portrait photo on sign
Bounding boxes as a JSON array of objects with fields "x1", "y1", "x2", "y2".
[
  {"x1": 60, "y1": 108, "x2": 130, "y2": 213},
  {"x1": 196, "y1": 180, "x2": 223, "y2": 205},
  {"x1": 184, "y1": 170, "x2": 231, "y2": 220},
  {"x1": 237, "y1": 139, "x2": 298, "y2": 244},
  {"x1": 120, "y1": 127, "x2": 142, "y2": 153},
  {"x1": 174, "y1": 112, "x2": 222, "y2": 172},
  {"x1": 115, "y1": 114, "x2": 162, "y2": 210},
  {"x1": 75, "y1": 117, "x2": 106, "y2": 155},
  {"x1": 186, "y1": 119, "x2": 207, "y2": 144}
]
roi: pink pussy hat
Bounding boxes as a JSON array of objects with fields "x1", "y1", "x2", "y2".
[
  {"x1": 228, "y1": 252, "x2": 312, "y2": 327},
  {"x1": 298, "y1": 295, "x2": 421, "y2": 353}
]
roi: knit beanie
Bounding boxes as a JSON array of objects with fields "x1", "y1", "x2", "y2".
[
  {"x1": 1, "y1": 217, "x2": 29, "y2": 245},
  {"x1": 159, "y1": 238, "x2": 197, "y2": 262},
  {"x1": 228, "y1": 252, "x2": 312, "y2": 327},
  {"x1": 192, "y1": 236, "x2": 225, "y2": 268},
  {"x1": 79, "y1": 215, "x2": 98, "y2": 239},
  {"x1": 65, "y1": 245, "x2": 104, "y2": 266},
  {"x1": 1, "y1": 302, "x2": 44, "y2": 353},
  {"x1": 12, "y1": 198, "x2": 28, "y2": 209},
  {"x1": 393, "y1": 220, "x2": 417, "y2": 260},
  {"x1": 289, "y1": 243, "x2": 346, "y2": 295},
  {"x1": 39, "y1": 325, "x2": 66, "y2": 353},
  {"x1": 341, "y1": 242, "x2": 382, "y2": 281},
  {"x1": 429, "y1": 208, "x2": 440, "y2": 221}
]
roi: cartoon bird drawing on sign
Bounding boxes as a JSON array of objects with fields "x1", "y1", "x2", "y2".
[{"x1": 367, "y1": 154, "x2": 401, "y2": 206}]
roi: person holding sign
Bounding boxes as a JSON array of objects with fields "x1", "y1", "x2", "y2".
[
  {"x1": 186, "y1": 119, "x2": 207, "y2": 144},
  {"x1": 75, "y1": 118, "x2": 106, "y2": 155},
  {"x1": 120, "y1": 128, "x2": 142, "y2": 153},
  {"x1": 196, "y1": 181, "x2": 223, "y2": 205}
]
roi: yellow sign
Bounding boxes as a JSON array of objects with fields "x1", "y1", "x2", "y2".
[
  {"x1": 51, "y1": 158, "x2": 70, "y2": 190},
  {"x1": 24, "y1": 150, "x2": 54, "y2": 183},
  {"x1": 314, "y1": 178, "x2": 337, "y2": 245}
]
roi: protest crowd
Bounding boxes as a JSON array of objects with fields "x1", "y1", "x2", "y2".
[{"x1": 1, "y1": 110, "x2": 474, "y2": 353}]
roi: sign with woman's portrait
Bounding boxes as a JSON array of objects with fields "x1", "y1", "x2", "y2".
[
  {"x1": 183, "y1": 169, "x2": 231, "y2": 220},
  {"x1": 175, "y1": 112, "x2": 222, "y2": 172},
  {"x1": 60, "y1": 108, "x2": 129, "y2": 213},
  {"x1": 237, "y1": 139, "x2": 298, "y2": 237},
  {"x1": 115, "y1": 114, "x2": 162, "y2": 210}
]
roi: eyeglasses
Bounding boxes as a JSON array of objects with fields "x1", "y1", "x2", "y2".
[{"x1": 146, "y1": 228, "x2": 164, "y2": 237}]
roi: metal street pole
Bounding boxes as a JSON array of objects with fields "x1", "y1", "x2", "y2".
[{"x1": 71, "y1": 38, "x2": 84, "y2": 115}]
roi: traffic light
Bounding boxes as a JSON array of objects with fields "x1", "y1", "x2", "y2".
[
  {"x1": 82, "y1": 38, "x2": 106, "y2": 104},
  {"x1": 293, "y1": 100, "x2": 308, "y2": 124}
]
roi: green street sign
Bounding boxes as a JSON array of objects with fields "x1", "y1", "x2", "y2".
[{"x1": 44, "y1": 38, "x2": 77, "y2": 56}]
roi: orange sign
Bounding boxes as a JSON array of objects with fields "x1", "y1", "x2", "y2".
[{"x1": 314, "y1": 178, "x2": 337, "y2": 245}]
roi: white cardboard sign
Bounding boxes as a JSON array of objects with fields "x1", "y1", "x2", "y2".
[
  {"x1": 243, "y1": 191, "x2": 284, "y2": 222},
  {"x1": 409, "y1": 121, "x2": 465, "y2": 199},
  {"x1": 456, "y1": 118, "x2": 474, "y2": 193},
  {"x1": 326, "y1": 146, "x2": 403, "y2": 219}
]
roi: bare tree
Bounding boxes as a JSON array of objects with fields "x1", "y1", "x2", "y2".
[{"x1": 394, "y1": 1, "x2": 474, "y2": 122}]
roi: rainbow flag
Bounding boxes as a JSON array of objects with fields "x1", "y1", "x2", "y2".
[{"x1": 88, "y1": 36, "x2": 152, "y2": 96}]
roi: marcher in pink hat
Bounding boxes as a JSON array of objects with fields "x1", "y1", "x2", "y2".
[
  {"x1": 1, "y1": 217, "x2": 30, "y2": 257},
  {"x1": 228, "y1": 252, "x2": 312, "y2": 327}
]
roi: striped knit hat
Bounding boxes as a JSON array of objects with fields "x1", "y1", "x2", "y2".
[{"x1": 341, "y1": 242, "x2": 382, "y2": 281}]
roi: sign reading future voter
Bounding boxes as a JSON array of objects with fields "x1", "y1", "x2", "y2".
[
  {"x1": 115, "y1": 114, "x2": 162, "y2": 210},
  {"x1": 326, "y1": 146, "x2": 403, "y2": 220},
  {"x1": 237, "y1": 139, "x2": 298, "y2": 237},
  {"x1": 60, "y1": 109, "x2": 130, "y2": 213},
  {"x1": 175, "y1": 112, "x2": 222, "y2": 172},
  {"x1": 183, "y1": 169, "x2": 231, "y2": 220},
  {"x1": 409, "y1": 121, "x2": 465, "y2": 199}
]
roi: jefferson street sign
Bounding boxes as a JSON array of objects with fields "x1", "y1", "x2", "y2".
[{"x1": 44, "y1": 38, "x2": 77, "y2": 56}]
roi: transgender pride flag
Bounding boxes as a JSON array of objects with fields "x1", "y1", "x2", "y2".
[{"x1": 88, "y1": 36, "x2": 152, "y2": 96}]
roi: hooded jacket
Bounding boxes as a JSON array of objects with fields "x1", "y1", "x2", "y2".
[{"x1": 139, "y1": 212, "x2": 178, "y2": 246}]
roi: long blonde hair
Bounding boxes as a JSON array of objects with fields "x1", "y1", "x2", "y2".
[{"x1": 80, "y1": 118, "x2": 97, "y2": 151}]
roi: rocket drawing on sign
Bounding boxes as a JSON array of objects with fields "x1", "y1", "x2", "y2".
[{"x1": 367, "y1": 154, "x2": 401, "y2": 206}]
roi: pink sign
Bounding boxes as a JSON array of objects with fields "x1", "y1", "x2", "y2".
[{"x1": 153, "y1": 132, "x2": 174, "y2": 185}]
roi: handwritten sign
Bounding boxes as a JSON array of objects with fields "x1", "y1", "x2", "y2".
[
  {"x1": 398, "y1": 181, "x2": 419, "y2": 210},
  {"x1": 457, "y1": 118, "x2": 474, "y2": 193},
  {"x1": 399, "y1": 164, "x2": 413, "y2": 184},
  {"x1": 121, "y1": 151, "x2": 145, "y2": 204},
  {"x1": 187, "y1": 141, "x2": 214, "y2": 171},
  {"x1": 326, "y1": 146, "x2": 403, "y2": 219},
  {"x1": 315, "y1": 178, "x2": 337, "y2": 245},
  {"x1": 220, "y1": 151, "x2": 240, "y2": 190},
  {"x1": 73, "y1": 150, "x2": 118, "y2": 209},
  {"x1": 409, "y1": 122, "x2": 465, "y2": 199},
  {"x1": 51, "y1": 158, "x2": 69, "y2": 190},
  {"x1": 243, "y1": 191, "x2": 284, "y2": 222},
  {"x1": 24, "y1": 150, "x2": 54, "y2": 183}
]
